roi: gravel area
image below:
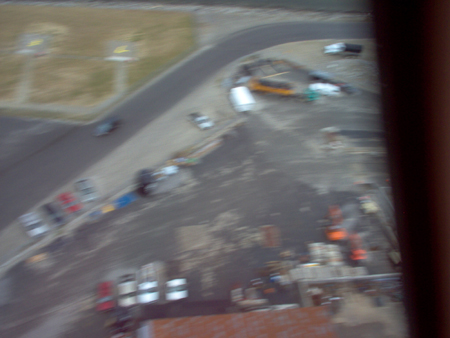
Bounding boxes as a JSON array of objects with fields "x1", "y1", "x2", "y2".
[{"x1": 251, "y1": 39, "x2": 380, "y2": 93}]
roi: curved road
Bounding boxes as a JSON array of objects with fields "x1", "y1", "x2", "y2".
[{"x1": 0, "y1": 22, "x2": 373, "y2": 230}]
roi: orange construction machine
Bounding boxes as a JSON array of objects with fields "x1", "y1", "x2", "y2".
[
  {"x1": 349, "y1": 233, "x2": 367, "y2": 262},
  {"x1": 325, "y1": 205, "x2": 348, "y2": 241},
  {"x1": 248, "y1": 77, "x2": 295, "y2": 97}
]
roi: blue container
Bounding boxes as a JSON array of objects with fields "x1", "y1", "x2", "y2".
[{"x1": 114, "y1": 192, "x2": 138, "y2": 209}]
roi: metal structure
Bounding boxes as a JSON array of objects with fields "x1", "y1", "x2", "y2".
[
  {"x1": 17, "y1": 34, "x2": 50, "y2": 56},
  {"x1": 105, "y1": 41, "x2": 137, "y2": 62}
]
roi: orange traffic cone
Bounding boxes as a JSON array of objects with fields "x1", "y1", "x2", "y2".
[{"x1": 351, "y1": 249, "x2": 367, "y2": 261}]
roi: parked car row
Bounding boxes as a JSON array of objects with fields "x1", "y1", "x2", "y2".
[
  {"x1": 18, "y1": 178, "x2": 98, "y2": 239},
  {"x1": 17, "y1": 115, "x2": 179, "y2": 239},
  {"x1": 20, "y1": 165, "x2": 179, "y2": 239},
  {"x1": 96, "y1": 263, "x2": 188, "y2": 312}
]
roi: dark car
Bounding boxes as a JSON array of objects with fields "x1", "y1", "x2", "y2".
[
  {"x1": 309, "y1": 70, "x2": 333, "y2": 82},
  {"x1": 94, "y1": 117, "x2": 122, "y2": 136},
  {"x1": 136, "y1": 169, "x2": 157, "y2": 196},
  {"x1": 42, "y1": 202, "x2": 66, "y2": 227},
  {"x1": 105, "y1": 307, "x2": 136, "y2": 337},
  {"x1": 340, "y1": 83, "x2": 359, "y2": 95}
]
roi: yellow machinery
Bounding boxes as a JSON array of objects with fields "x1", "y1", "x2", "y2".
[{"x1": 248, "y1": 77, "x2": 295, "y2": 96}]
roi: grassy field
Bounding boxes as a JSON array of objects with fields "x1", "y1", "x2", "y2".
[
  {"x1": 0, "y1": 5, "x2": 194, "y2": 107},
  {"x1": 0, "y1": 54, "x2": 23, "y2": 101},
  {"x1": 31, "y1": 57, "x2": 115, "y2": 106}
]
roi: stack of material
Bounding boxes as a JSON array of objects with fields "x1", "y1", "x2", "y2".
[
  {"x1": 327, "y1": 244, "x2": 344, "y2": 266},
  {"x1": 361, "y1": 200, "x2": 379, "y2": 214},
  {"x1": 309, "y1": 242, "x2": 328, "y2": 265},
  {"x1": 245, "y1": 288, "x2": 259, "y2": 300},
  {"x1": 289, "y1": 265, "x2": 369, "y2": 282},
  {"x1": 231, "y1": 287, "x2": 244, "y2": 303},
  {"x1": 308, "y1": 243, "x2": 344, "y2": 266}
]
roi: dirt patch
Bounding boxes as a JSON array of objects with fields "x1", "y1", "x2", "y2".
[
  {"x1": 0, "y1": 6, "x2": 193, "y2": 56},
  {"x1": 0, "y1": 107, "x2": 94, "y2": 122},
  {"x1": 260, "y1": 39, "x2": 380, "y2": 93},
  {"x1": 128, "y1": 15, "x2": 194, "y2": 85},
  {"x1": 0, "y1": 54, "x2": 23, "y2": 101},
  {"x1": 331, "y1": 292, "x2": 408, "y2": 338},
  {"x1": 176, "y1": 210, "x2": 261, "y2": 296},
  {"x1": 31, "y1": 57, "x2": 114, "y2": 107}
]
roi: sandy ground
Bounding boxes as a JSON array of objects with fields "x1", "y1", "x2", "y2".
[
  {"x1": 193, "y1": 7, "x2": 370, "y2": 48},
  {"x1": 255, "y1": 39, "x2": 379, "y2": 93},
  {"x1": 332, "y1": 292, "x2": 408, "y2": 338}
]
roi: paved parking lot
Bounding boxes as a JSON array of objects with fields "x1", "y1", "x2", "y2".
[
  {"x1": 0, "y1": 20, "x2": 397, "y2": 335},
  {"x1": 0, "y1": 82, "x2": 393, "y2": 336}
]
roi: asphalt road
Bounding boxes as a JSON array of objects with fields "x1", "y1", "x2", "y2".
[
  {"x1": 0, "y1": 22, "x2": 373, "y2": 230},
  {"x1": 0, "y1": 117, "x2": 73, "y2": 173}
]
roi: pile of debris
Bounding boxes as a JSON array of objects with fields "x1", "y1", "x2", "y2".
[
  {"x1": 320, "y1": 127, "x2": 345, "y2": 150},
  {"x1": 308, "y1": 242, "x2": 345, "y2": 266},
  {"x1": 230, "y1": 260, "x2": 298, "y2": 312},
  {"x1": 291, "y1": 264, "x2": 368, "y2": 282}
]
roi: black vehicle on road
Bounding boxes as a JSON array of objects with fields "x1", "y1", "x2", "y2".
[
  {"x1": 136, "y1": 169, "x2": 157, "y2": 196},
  {"x1": 94, "y1": 117, "x2": 122, "y2": 136}
]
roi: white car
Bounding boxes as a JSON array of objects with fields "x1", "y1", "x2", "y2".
[
  {"x1": 324, "y1": 43, "x2": 347, "y2": 54},
  {"x1": 166, "y1": 278, "x2": 188, "y2": 301},
  {"x1": 137, "y1": 263, "x2": 159, "y2": 304},
  {"x1": 188, "y1": 113, "x2": 214, "y2": 130},
  {"x1": 19, "y1": 212, "x2": 50, "y2": 238},
  {"x1": 309, "y1": 83, "x2": 341, "y2": 96},
  {"x1": 117, "y1": 274, "x2": 138, "y2": 308},
  {"x1": 323, "y1": 43, "x2": 362, "y2": 55},
  {"x1": 75, "y1": 178, "x2": 98, "y2": 203}
]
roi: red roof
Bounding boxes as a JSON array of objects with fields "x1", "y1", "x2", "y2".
[{"x1": 143, "y1": 307, "x2": 337, "y2": 338}]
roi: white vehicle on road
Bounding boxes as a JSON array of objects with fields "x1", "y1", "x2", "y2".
[
  {"x1": 188, "y1": 113, "x2": 214, "y2": 130},
  {"x1": 19, "y1": 212, "x2": 50, "y2": 238},
  {"x1": 166, "y1": 278, "x2": 188, "y2": 301},
  {"x1": 117, "y1": 274, "x2": 138, "y2": 308},
  {"x1": 137, "y1": 263, "x2": 159, "y2": 304}
]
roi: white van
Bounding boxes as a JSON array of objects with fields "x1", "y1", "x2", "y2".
[{"x1": 229, "y1": 86, "x2": 255, "y2": 113}]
